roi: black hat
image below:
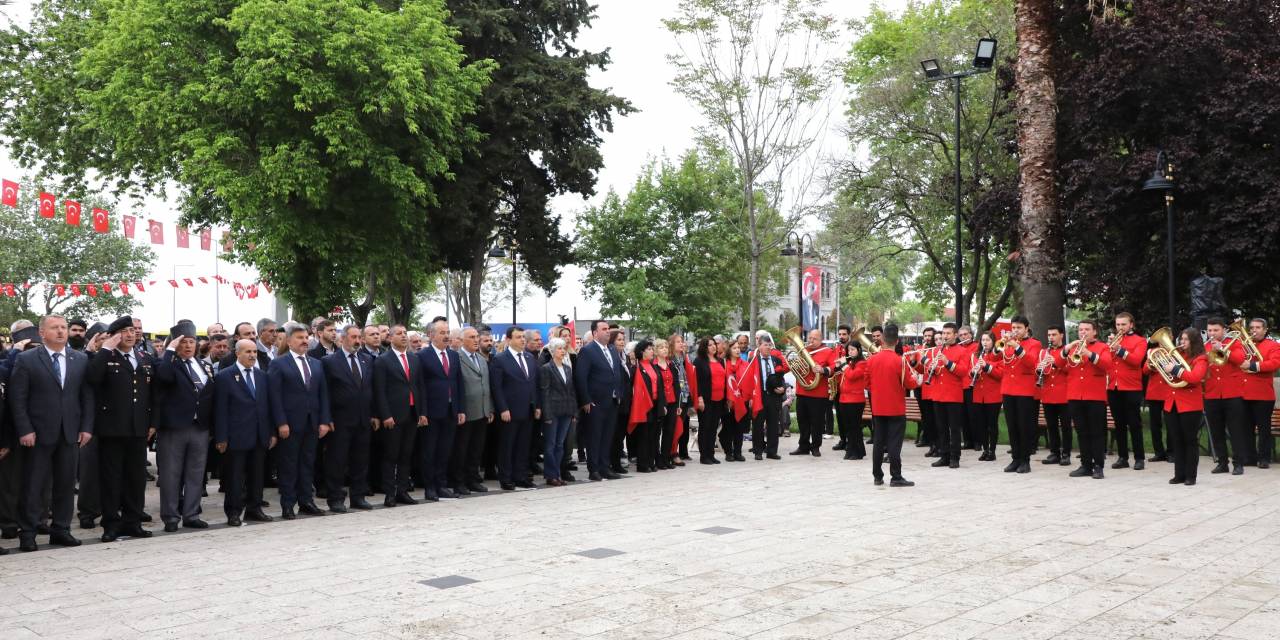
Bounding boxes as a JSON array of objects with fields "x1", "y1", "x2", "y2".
[
  {"x1": 85, "y1": 322, "x2": 109, "y2": 343},
  {"x1": 106, "y1": 316, "x2": 133, "y2": 335},
  {"x1": 12, "y1": 326, "x2": 40, "y2": 345},
  {"x1": 68, "y1": 318, "x2": 88, "y2": 329},
  {"x1": 168, "y1": 320, "x2": 197, "y2": 342}
]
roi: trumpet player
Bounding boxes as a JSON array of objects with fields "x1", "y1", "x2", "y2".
[
  {"x1": 1106, "y1": 313, "x2": 1149, "y2": 470},
  {"x1": 1240, "y1": 318, "x2": 1279, "y2": 469},
  {"x1": 999, "y1": 316, "x2": 1042, "y2": 474},
  {"x1": 911, "y1": 327, "x2": 938, "y2": 452},
  {"x1": 1204, "y1": 317, "x2": 1248, "y2": 475},
  {"x1": 1157, "y1": 328, "x2": 1209, "y2": 485},
  {"x1": 1062, "y1": 320, "x2": 1112, "y2": 479},
  {"x1": 1039, "y1": 326, "x2": 1072, "y2": 466},
  {"x1": 971, "y1": 331, "x2": 1005, "y2": 461},
  {"x1": 790, "y1": 329, "x2": 835, "y2": 457},
  {"x1": 958, "y1": 325, "x2": 980, "y2": 452},
  {"x1": 928, "y1": 323, "x2": 971, "y2": 469}
]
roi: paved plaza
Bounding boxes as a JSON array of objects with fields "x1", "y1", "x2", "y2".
[{"x1": 2, "y1": 442, "x2": 1279, "y2": 640}]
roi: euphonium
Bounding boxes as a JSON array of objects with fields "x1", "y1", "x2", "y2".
[
  {"x1": 782, "y1": 326, "x2": 822, "y2": 390},
  {"x1": 1146, "y1": 327, "x2": 1190, "y2": 388},
  {"x1": 851, "y1": 327, "x2": 880, "y2": 356},
  {"x1": 1230, "y1": 319, "x2": 1262, "y2": 363}
]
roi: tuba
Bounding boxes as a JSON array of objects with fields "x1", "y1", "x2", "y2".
[
  {"x1": 1146, "y1": 327, "x2": 1190, "y2": 388},
  {"x1": 851, "y1": 327, "x2": 880, "y2": 356},
  {"x1": 782, "y1": 326, "x2": 822, "y2": 390}
]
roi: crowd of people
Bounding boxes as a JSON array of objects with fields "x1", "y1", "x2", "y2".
[{"x1": 0, "y1": 309, "x2": 1273, "y2": 555}]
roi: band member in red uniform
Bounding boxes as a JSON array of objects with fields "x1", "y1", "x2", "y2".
[
  {"x1": 1241, "y1": 318, "x2": 1280, "y2": 468},
  {"x1": 832, "y1": 324, "x2": 854, "y2": 451},
  {"x1": 969, "y1": 331, "x2": 1004, "y2": 462},
  {"x1": 1203, "y1": 317, "x2": 1248, "y2": 475},
  {"x1": 999, "y1": 316, "x2": 1042, "y2": 474},
  {"x1": 834, "y1": 342, "x2": 868, "y2": 460},
  {"x1": 957, "y1": 325, "x2": 980, "y2": 451},
  {"x1": 1144, "y1": 365, "x2": 1170, "y2": 463},
  {"x1": 867, "y1": 324, "x2": 920, "y2": 486},
  {"x1": 1106, "y1": 312, "x2": 1149, "y2": 470},
  {"x1": 1063, "y1": 320, "x2": 1113, "y2": 479},
  {"x1": 1038, "y1": 326, "x2": 1072, "y2": 466},
  {"x1": 1158, "y1": 328, "x2": 1208, "y2": 485},
  {"x1": 910, "y1": 326, "x2": 936, "y2": 449},
  {"x1": 791, "y1": 329, "x2": 834, "y2": 457},
  {"x1": 926, "y1": 323, "x2": 971, "y2": 468}
]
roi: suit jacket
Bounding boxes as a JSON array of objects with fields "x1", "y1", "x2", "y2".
[
  {"x1": 323, "y1": 349, "x2": 374, "y2": 427},
  {"x1": 372, "y1": 348, "x2": 425, "y2": 424},
  {"x1": 307, "y1": 343, "x2": 337, "y2": 361},
  {"x1": 490, "y1": 348, "x2": 540, "y2": 421},
  {"x1": 9, "y1": 347, "x2": 94, "y2": 444},
  {"x1": 213, "y1": 366, "x2": 272, "y2": 450},
  {"x1": 574, "y1": 340, "x2": 623, "y2": 408},
  {"x1": 154, "y1": 350, "x2": 216, "y2": 429},
  {"x1": 539, "y1": 361, "x2": 577, "y2": 419},
  {"x1": 85, "y1": 349, "x2": 153, "y2": 439},
  {"x1": 418, "y1": 345, "x2": 464, "y2": 422},
  {"x1": 457, "y1": 348, "x2": 493, "y2": 420},
  {"x1": 268, "y1": 351, "x2": 331, "y2": 430}
]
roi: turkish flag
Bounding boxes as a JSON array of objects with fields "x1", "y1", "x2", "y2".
[
  {"x1": 134, "y1": 281, "x2": 146, "y2": 292},
  {"x1": 64, "y1": 200, "x2": 81, "y2": 226},
  {"x1": 221, "y1": 233, "x2": 233, "y2": 252},
  {"x1": 198, "y1": 277, "x2": 208, "y2": 284},
  {"x1": 148, "y1": 220, "x2": 163, "y2": 244},
  {"x1": 38, "y1": 192, "x2": 56, "y2": 218},
  {"x1": 55, "y1": 284, "x2": 66, "y2": 297},
  {"x1": 70, "y1": 284, "x2": 81, "y2": 296},
  {"x1": 168, "y1": 279, "x2": 178, "y2": 288},
  {"x1": 233, "y1": 283, "x2": 245, "y2": 299},
  {"x1": 246, "y1": 284, "x2": 259, "y2": 299},
  {"x1": 199, "y1": 228, "x2": 212, "y2": 251},
  {"x1": 183, "y1": 278, "x2": 193, "y2": 287},
  {"x1": 87, "y1": 284, "x2": 98, "y2": 297},
  {"x1": 119, "y1": 283, "x2": 130, "y2": 295},
  {"x1": 176, "y1": 226, "x2": 189, "y2": 248},
  {"x1": 1, "y1": 179, "x2": 17, "y2": 207},
  {"x1": 123, "y1": 215, "x2": 136, "y2": 239},
  {"x1": 92, "y1": 208, "x2": 110, "y2": 233},
  {"x1": 3, "y1": 284, "x2": 14, "y2": 297}
]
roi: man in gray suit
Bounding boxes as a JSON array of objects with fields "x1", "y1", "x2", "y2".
[
  {"x1": 10, "y1": 315, "x2": 94, "y2": 551},
  {"x1": 450, "y1": 327, "x2": 493, "y2": 494}
]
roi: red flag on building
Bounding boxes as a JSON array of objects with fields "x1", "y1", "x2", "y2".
[
  {"x1": 38, "y1": 192, "x2": 56, "y2": 218},
  {"x1": 1, "y1": 179, "x2": 17, "y2": 207},
  {"x1": 199, "y1": 228, "x2": 211, "y2": 251},
  {"x1": 176, "y1": 227, "x2": 189, "y2": 248},
  {"x1": 148, "y1": 220, "x2": 163, "y2": 244},
  {"x1": 123, "y1": 215, "x2": 136, "y2": 239},
  {"x1": 64, "y1": 200, "x2": 81, "y2": 226},
  {"x1": 91, "y1": 208, "x2": 110, "y2": 233}
]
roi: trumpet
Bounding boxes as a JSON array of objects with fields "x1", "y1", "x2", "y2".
[
  {"x1": 1106, "y1": 332, "x2": 1124, "y2": 352},
  {"x1": 1067, "y1": 338, "x2": 1090, "y2": 366},
  {"x1": 1034, "y1": 349, "x2": 1055, "y2": 387},
  {"x1": 1206, "y1": 324, "x2": 1241, "y2": 366},
  {"x1": 1146, "y1": 327, "x2": 1190, "y2": 388}
]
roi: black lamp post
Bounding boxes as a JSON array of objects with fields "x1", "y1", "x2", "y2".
[
  {"x1": 488, "y1": 243, "x2": 517, "y2": 324},
  {"x1": 781, "y1": 231, "x2": 814, "y2": 331},
  {"x1": 921, "y1": 37, "x2": 997, "y2": 326},
  {"x1": 1143, "y1": 151, "x2": 1176, "y2": 329}
]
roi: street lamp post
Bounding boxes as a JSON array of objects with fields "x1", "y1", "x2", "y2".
[
  {"x1": 488, "y1": 243, "x2": 517, "y2": 325},
  {"x1": 1143, "y1": 151, "x2": 1176, "y2": 329},
  {"x1": 781, "y1": 231, "x2": 813, "y2": 331},
  {"x1": 921, "y1": 37, "x2": 997, "y2": 326}
]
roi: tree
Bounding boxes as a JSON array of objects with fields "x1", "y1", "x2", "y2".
[
  {"x1": 0, "y1": 186, "x2": 155, "y2": 323},
  {"x1": 428, "y1": 0, "x2": 633, "y2": 326},
  {"x1": 840, "y1": 0, "x2": 1018, "y2": 331},
  {"x1": 1013, "y1": 0, "x2": 1063, "y2": 340},
  {"x1": 0, "y1": 0, "x2": 492, "y2": 323},
  {"x1": 1054, "y1": 0, "x2": 1280, "y2": 327},
  {"x1": 443, "y1": 258, "x2": 537, "y2": 327},
  {"x1": 665, "y1": 0, "x2": 839, "y2": 337}
]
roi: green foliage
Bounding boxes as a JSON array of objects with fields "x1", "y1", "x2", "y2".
[{"x1": 0, "y1": 185, "x2": 155, "y2": 323}]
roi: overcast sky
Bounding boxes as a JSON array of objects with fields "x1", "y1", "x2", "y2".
[{"x1": 0, "y1": 0, "x2": 909, "y2": 331}]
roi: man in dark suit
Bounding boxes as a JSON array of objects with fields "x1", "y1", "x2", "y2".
[
  {"x1": 308, "y1": 318, "x2": 338, "y2": 360},
  {"x1": 489, "y1": 326, "x2": 541, "y2": 490},
  {"x1": 85, "y1": 316, "x2": 155, "y2": 542},
  {"x1": 154, "y1": 320, "x2": 216, "y2": 532},
  {"x1": 418, "y1": 320, "x2": 465, "y2": 501},
  {"x1": 321, "y1": 324, "x2": 376, "y2": 512},
  {"x1": 373, "y1": 324, "x2": 426, "y2": 506},
  {"x1": 574, "y1": 320, "x2": 623, "y2": 481},
  {"x1": 219, "y1": 322, "x2": 272, "y2": 371},
  {"x1": 10, "y1": 315, "x2": 94, "y2": 551},
  {"x1": 214, "y1": 339, "x2": 275, "y2": 526},
  {"x1": 268, "y1": 322, "x2": 332, "y2": 519}
]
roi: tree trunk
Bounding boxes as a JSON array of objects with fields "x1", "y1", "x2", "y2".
[
  {"x1": 745, "y1": 176, "x2": 759, "y2": 337},
  {"x1": 349, "y1": 270, "x2": 376, "y2": 327},
  {"x1": 467, "y1": 248, "x2": 485, "y2": 326},
  {"x1": 1015, "y1": 0, "x2": 1064, "y2": 341}
]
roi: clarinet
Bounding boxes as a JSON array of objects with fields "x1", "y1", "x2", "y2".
[
  {"x1": 969, "y1": 348, "x2": 985, "y2": 386},
  {"x1": 1035, "y1": 349, "x2": 1053, "y2": 387}
]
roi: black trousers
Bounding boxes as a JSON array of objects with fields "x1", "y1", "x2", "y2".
[
  {"x1": 379, "y1": 410, "x2": 418, "y2": 495},
  {"x1": 1108, "y1": 389, "x2": 1145, "y2": 461},
  {"x1": 836, "y1": 402, "x2": 866, "y2": 457},
  {"x1": 1070, "y1": 400, "x2": 1108, "y2": 470},
  {"x1": 611, "y1": 402, "x2": 629, "y2": 469},
  {"x1": 678, "y1": 403, "x2": 691, "y2": 458},
  {"x1": 98, "y1": 435, "x2": 147, "y2": 531},
  {"x1": 497, "y1": 417, "x2": 532, "y2": 484},
  {"x1": 698, "y1": 402, "x2": 724, "y2": 462},
  {"x1": 222, "y1": 446, "x2": 266, "y2": 518},
  {"x1": 450, "y1": 419, "x2": 488, "y2": 487},
  {"x1": 935, "y1": 401, "x2": 966, "y2": 462},
  {"x1": 717, "y1": 401, "x2": 736, "y2": 456},
  {"x1": 962, "y1": 388, "x2": 979, "y2": 448},
  {"x1": 1204, "y1": 397, "x2": 1248, "y2": 465},
  {"x1": 795, "y1": 395, "x2": 830, "y2": 452},
  {"x1": 1146, "y1": 400, "x2": 1167, "y2": 457},
  {"x1": 973, "y1": 402, "x2": 1002, "y2": 453},
  {"x1": 751, "y1": 394, "x2": 783, "y2": 455},
  {"x1": 918, "y1": 399, "x2": 935, "y2": 446},
  {"x1": 1166, "y1": 410, "x2": 1203, "y2": 481},
  {"x1": 276, "y1": 424, "x2": 318, "y2": 509},
  {"x1": 76, "y1": 437, "x2": 100, "y2": 521},
  {"x1": 1044, "y1": 403, "x2": 1072, "y2": 457},
  {"x1": 19, "y1": 439, "x2": 77, "y2": 536},
  {"x1": 634, "y1": 412, "x2": 658, "y2": 470},
  {"x1": 871, "y1": 416, "x2": 906, "y2": 480},
  {"x1": 324, "y1": 420, "x2": 371, "y2": 505},
  {"x1": 1003, "y1": 395, "x2": 1039, "y2": 463},
  {"x1": 1245, "y1": 399, "x2": 1273, "y2": 464},
  {"x1": 658, "y1": 403, "x2": 677, "y2": 464},
  {"x1": 420, "y1": 417, "x2": 456, "y2": 493}
]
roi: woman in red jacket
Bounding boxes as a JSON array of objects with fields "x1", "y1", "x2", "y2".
[
  {"x1": 628, "y1": 340, "x2": 665, "y2": 473},
  {"x1": 970, "y1": 331, "x2": 1005, "y2": 462},
  {"x1": 718, "y1": 342, "x2": 747, "y2": 462},
  {"x1": 1159, "y1": 328, "x2": 1208, "y2": 485},
  {"x1": 835, "y1": 342, "x2": 869, "y2": 460}
]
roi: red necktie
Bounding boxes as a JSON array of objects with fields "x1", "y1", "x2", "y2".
[
  {"x1": 400, "y1": 353, "x2": 414, "y2": 406},
  {"x1": 440, "y1": 349, "x2": 449, "y2": 375}
]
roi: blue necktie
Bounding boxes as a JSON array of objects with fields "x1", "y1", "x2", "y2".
[
  {"x1": 245, "y1": 369, "x2": 256, "y2": 398},
  {"x1": 51, "y1": 352, "x2": 63, "y2": 388}
]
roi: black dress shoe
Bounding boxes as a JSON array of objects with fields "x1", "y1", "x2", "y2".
[
  {"x1": 931, "y1": 458, "x2": 949, "y2": 467},
  {"x1": 1003, "y1": 461, "x2": 1019, "y2": 473},
  {"x1": 515, "y1": 480, "x2": 536, "y2": 489},
  {"x1": 437, "y1": 488, "x2": 458, "y2": 499},
  {"x1": 566, "y1": 462, "x2": 579, "y2": 471},
  {"x1": 602, "y1": 471, "x2": 621, "y2": 480},
  {"x1": 735, "y1": 454, "x2": 747, "y2": 462},
  {"x1": 183, "y1": 518, "x2": 209, "y2": 529},
  {"x1": 1169, "y1": 477, "x2": 1185, "y2": 484},
  {"x1": 328, "y1": 503, "x2": 349, "y2": 514},
  {"x1": 1091, "y1": 468, "x2": 1105, "y2": 479},
  {"x1": 833, "y1": 441, "x2": 847, "y2": 451},
  {"x1": 467, "y1": 482, "x2": 489, "y2": 493},
  {"x1": 1211, "y1": 463, "x2": 1229, "y2": 474},
  {"x1": 1185, "y1": 478, "x2": 1196, "y2": 485},
  {"x1": 789, "y1": 449, "x2": 810, "y2": 456},
  {"x1": 1112, "y1": 459, "x2": 1129, "y2": 469},
  {"x1": 500, "y1": 482, "x2": 516, "y2": 491},
  {"x1": 350, "y1": 499, "x2": 374, "y2": 511},
  {"x1": 755, "y1": 453, "x2": 764, "y2": 460},
  {"x1": 949, "y1": 461, "x2": 960, "y2": 469},
  {"x1": 847, "y1": 453, "x2": 865, "y2": 461},
  {"x1": 423, "y1": 489, "x2": 439, "y2": 502},
  {"x1": 100, "y1": 530, "x2": 120, "y2": 543},
  {"x1": 1017, "y1": 462, "x2": 1031, "y2": 474},
  {"x1": 811, "y1": 450, "x2": 821, "y2": 457},
  {"x1": 299, "y1": 502, "x2": 326, "y2": 516},
  {"x1": 227, "y1": 516, "x2": 243, "y2": 527},
  {"x1": 79, "y1": 517, "x2": 96, "y2": 530},
  {"x1": 1232, "y1": 465, "x2": 1244, "y2": 476},
  {"x1": 767, "y1": 453, "x2": 782, "y2": 460},
  {"x1": 1042, "y1": 454, "x2": 1061, "y2": 465},
  {"x1": 561, "y1": 473, "x2": 576, "y2": 483},
  {"x1": 453, "y1": 485, "x2": 471, "y2": 496},
  {"x1": 396, "y1": 492, "x2": 419, "y2": 505},
  {"x1": 245, "y1": 508, "x2": 274, "y2": 522},
  {"x1": 281, "y1": 507, "x2": 296, "y2": 520},
  {"x1": 140, "y1": 512, "x2": 153, "y2": 523},
  {"x1": 874, "y1": 478, "x2": 884, "y2": 486},
  {"x1": 700, "y1": 458, "x2": 716, "y2": 465},
  {"x1": 49, "y1": 531, "x2": 82, "y2": 547},
  {"x1": 1069, "y1": 467, "x2": 1091, "y2": 478},
  {"x1": 1259, "y1": 460, "x2": 1271, "y2": 469},
  {"x1": 1, "y1": 527, "x2": 17, "y2": 540},
  {"x1": 19, "y1": 538, "x2": 37, "y2": 552},
  {"x1": 37, "y1": 523, "x2": 50, "y2": 535},
  {"x1": 1149, "y1": 452, "x2": 1170, "y2": 462},
  {"x1": 889, "y1": 478, "x2": 914, "y2": 487},
  {"x1": 1134, "y1": 460, "x2": 1145, "y2": 471},
  {"x1": 1060, "y1": 456, "x2": 1073, "y2": 466},
  {"x1": 121, "y1": 525, "x2": 152, "y2": 538},
  {"x1": 383, "y1": 497, "x2": 397, "y2": 508},
  {"x1": 925, "y1": 449, "x2": 940, "y2": 458},
  {"x1": 588, "y1": 472, "x2": 602, "y2": 481}
]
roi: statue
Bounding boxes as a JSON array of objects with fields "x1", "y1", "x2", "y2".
[{"x1": 1189, "y1": 272, "x2": 1228, "y2": 331}]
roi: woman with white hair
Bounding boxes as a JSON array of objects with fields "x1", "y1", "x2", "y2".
[{"x1": 538, "y1": 338, "x2": 577, "y2": 486}]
